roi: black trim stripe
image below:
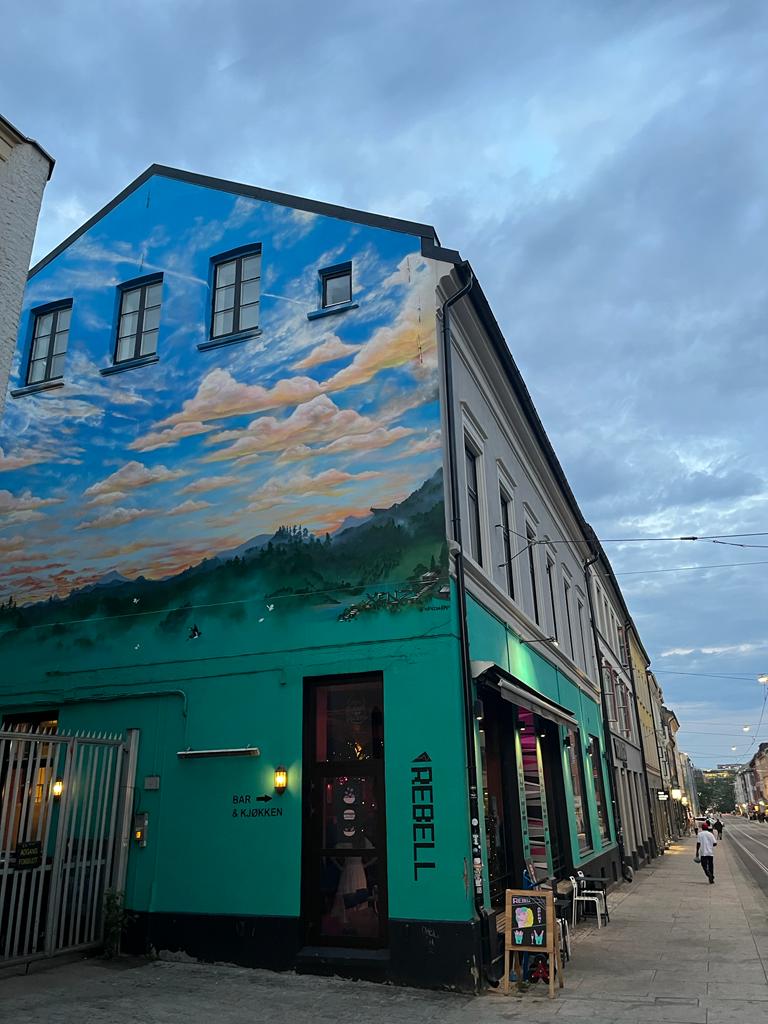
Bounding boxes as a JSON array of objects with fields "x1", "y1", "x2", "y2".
[{"x1": 29, "y1": 164, "x2": 442, "y2": 280}]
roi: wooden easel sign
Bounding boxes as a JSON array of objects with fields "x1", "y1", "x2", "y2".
[{"x1": 502, "y1": 888, "x2": 563, "y2": 999}]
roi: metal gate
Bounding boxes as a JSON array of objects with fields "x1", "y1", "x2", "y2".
[{"x1": 0, "y1": 727, "x2": 138, "y2": 965}]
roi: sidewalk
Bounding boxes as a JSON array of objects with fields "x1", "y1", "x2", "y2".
[
  {"x1": 1, "y1": 835, "x2": 766, "y2": 1023},
  {"x1": 492, "y1": 832, "x2": 768, "y2": 1023}
]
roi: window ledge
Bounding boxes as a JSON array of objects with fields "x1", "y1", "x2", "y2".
[
  {"x1": 10, "y1": 378, "x2": 65, "y2": 398},
  {"x1": 197, "y1": 328, "x2": 262, "y2": 352},
  {"x1": 307, "y1": 302, "x2": 358, "y2": 321},
  {"x1": 99, "y1": 354, "x2": 159, "y2": 376}
]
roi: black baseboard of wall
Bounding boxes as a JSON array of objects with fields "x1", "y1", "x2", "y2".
[{"x1": 123, "y1": 912, "x2": 480, "y2": 992}]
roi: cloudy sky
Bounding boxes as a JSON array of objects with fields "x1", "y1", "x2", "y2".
[{"x1": 3, "y1": 0, "x2": 767, "y2": 767}]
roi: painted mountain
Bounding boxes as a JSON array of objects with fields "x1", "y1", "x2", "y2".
[{"x1": 0, "y1": 471, "x2": 448, "y2": 643}]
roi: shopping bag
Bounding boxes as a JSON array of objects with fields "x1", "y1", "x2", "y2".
[{"x1": 694, "y1": 854, "x2": 701, "y2": 863}]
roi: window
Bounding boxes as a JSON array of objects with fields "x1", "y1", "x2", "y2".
[
  {"x1": 563, "y1": 578, "x2": 574, "y2": 657},
  {"x1": 604, "y1": 666, "x2": 619, "y2": 724},
  {"x1": 567, "y1": 728, "x2": 592, "y2": 853},
  {"x1": 589, "y1": 737, "x2": 611, "y2": 842},
  {"x1": 211, "y1": 247, "x2": 261, "y2": 339},
  {"x1": 465, "y1": 443, "x2": 483, "y2": 566},
  {"x1": 320, "y1": 261, "x2": 352, "y2": 309},
  {"x1": 618, "y1": 626, "x2": 628, "y2": 666},
  {"x1": 545, "y1": 556, "x2": 558, "y2": 641},
  {"x1": 499, "y1": 488, "x2": 515, "y2": 599},
  {"x1": 26, "y1": 302, "x2": 71, "y2": 384},
  {"x1": 577, "y1": 599, "x2": 589, "y2": 671},
  {"x1": 115, "y1": 278, "x2": 162, "y2": 363},
  {"x1": 525, "y1": 524, "x2": 540, "y2": 624}
]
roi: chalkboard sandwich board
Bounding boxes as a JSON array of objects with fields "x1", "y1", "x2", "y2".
[{"x1": 502, "y1": 888, "x2": 563, "y2": 999}]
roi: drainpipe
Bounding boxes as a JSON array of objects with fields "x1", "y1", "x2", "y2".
[
  {"x1": 439, "y1": 266, "x2": 490, "y2": 982},
  {"x1": 623, "y1": 621, "x2": 660, "y2": 860},
  {"x1": 583, "y1": 552, "x2": 628, "y2": 880}
]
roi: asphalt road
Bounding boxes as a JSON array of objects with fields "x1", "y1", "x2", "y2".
[{"x1": 720, "y1": 815, "x2": 768, "y2": 897}]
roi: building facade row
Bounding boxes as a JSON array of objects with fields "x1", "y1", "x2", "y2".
[{"x1": 0, "y1": 165, "x2": 694, "y2": 987}]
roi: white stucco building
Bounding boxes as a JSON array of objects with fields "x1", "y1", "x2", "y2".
[{"x1": 0, "y1": 114, "x2": 54, "y2": 409}]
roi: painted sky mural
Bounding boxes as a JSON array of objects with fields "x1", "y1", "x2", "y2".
[{"x1": 0, "y1": 173, "x2": 448, "y2": 635}]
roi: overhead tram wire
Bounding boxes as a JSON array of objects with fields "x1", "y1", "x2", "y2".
[{"x1": 609, "y1": 559, "x2": 768, "y2": 577}]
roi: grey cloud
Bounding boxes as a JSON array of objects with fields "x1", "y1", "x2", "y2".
[{"x1": 3, "y1": 0, "x2": 767, "y2": 764}]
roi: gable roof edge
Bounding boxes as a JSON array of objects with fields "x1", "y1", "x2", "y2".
[{"x1": 28, "y1": 163, "x2": 440, "y2": 280}]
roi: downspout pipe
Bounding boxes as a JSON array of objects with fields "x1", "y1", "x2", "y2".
[
  {"x1": 439, "y1": 266, "x2": 490, "y2": 981},
  {"x1": 623, "y1": 620, "x2": 660, "y2": 859},
  {"x1": 583, "y1": 552, "x2": 629, "y2": 880}
]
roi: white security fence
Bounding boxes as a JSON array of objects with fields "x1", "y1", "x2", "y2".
[{"x1": 0, "y1": 727, "x2": 138, "y2": 965}]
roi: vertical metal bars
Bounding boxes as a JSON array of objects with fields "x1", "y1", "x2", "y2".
[{"x1": 0, "y1": 728, "x2": 134, "y2": 967}]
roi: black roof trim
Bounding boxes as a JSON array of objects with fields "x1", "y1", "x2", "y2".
[
  {"x1": 29, "y1": 164, "x2": 440, "y2": 280},
  {"x1": 421, "y1": 237, "x2": 462, "y2": 264}
]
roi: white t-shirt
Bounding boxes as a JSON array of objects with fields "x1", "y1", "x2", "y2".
[{"x1": 698, "y1": 830, "x2": 716, "y2": 856}]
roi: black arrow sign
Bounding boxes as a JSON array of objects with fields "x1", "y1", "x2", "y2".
[{"x1": 255, "y1": 794, "x2": 272, "y2": 803}]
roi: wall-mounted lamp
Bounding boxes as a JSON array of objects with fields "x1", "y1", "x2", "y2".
[
  {"x1": 473, "y1": 699, "x2": 485, "y2": 723},
  {"x1": 681, "y1": 796, "x2": 689, "y2": 806},
  {"x1": 670, "y1": 788, "x2": 682, "y2": 801},
  {"x1": 52, "y1": 778, "x2": 64, "y2": 799},
  {"x1": 519, "y1": 724, "x2": 527, "y2": 733},
  {"x1": 274, "y1": 766, "x2": 288, "y2": 795}
]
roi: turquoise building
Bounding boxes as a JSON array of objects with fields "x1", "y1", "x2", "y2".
[{"x1": 0, "y1": 167, "x2": 618, "y2": 987}]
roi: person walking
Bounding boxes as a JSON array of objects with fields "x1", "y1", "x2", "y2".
[
  {"x1": 696, "y1": 820, "x2": 717, "y2": 884},
  {"x1": 714, "y1": 817, "x2": 724, "y2": 840}
]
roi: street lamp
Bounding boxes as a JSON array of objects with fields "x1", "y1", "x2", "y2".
[
  {"x1": 671, "y1": 788, "x2": 682, "y2": 801},
  {"x1": 759, "y1": 674, "x2": 768, "y2": 684}
]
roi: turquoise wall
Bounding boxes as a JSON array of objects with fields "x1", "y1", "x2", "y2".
[{"x1": 3, "y1": 624, "x2": 473, "y2": 923}]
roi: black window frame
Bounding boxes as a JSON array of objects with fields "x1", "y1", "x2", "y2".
[
  {"x1": 499, "y1": 487, "x2": 515, "y2": 599},
  {"x1": 113, "y1": 274, "x2": 163, "y2": 365},
  {"x1": 319, "y1": 261, "x2": 352, "y2": 309},
  {"x1": 464, "y1": 441, "x2": 483, "y2": 566},
  {"x1": 25, "y1": 300, "x2": 73, "y2": 386},
  {"x1": 209, "y1": 244, "x2": 262, "y2": 341}
]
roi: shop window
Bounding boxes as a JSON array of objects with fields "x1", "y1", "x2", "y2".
[
  {"x1": 566, "y1": 728, "x2": 592, "y2": 853},
  {"x1": 314, "y1": 679, "x2": 383, "y2": 762},
  {"x1": 589, "y1": 736, "x2": 611, "y2": 843}
]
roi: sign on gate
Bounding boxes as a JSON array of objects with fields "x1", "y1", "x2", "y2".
[
  {"x1": 14, "y1": 841, "x2": 42, "y2": 870},
  {"x1": 0, "y1": 728, "x2": 138, "y2": 966}
]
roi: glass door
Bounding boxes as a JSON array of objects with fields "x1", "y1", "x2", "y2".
[{"x1": 302, "y1": 674, "x2": 387, "y2": 948}]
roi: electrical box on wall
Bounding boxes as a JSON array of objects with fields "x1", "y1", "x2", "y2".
[{"x1": 133, "y1": 811, "x2": 148, "y2": 847}]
